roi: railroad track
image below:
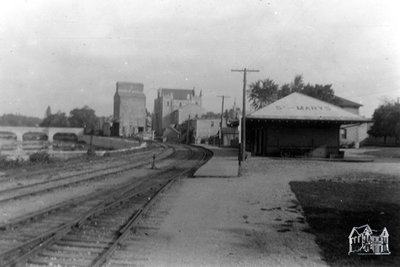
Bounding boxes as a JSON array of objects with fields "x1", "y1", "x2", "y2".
[
  {"x1": 0, "y1": 144, "x2": 162, "y2": 183},
  {"x1": 0, "y1": 144, "x2": 184, "y2": 229},
  {"x1": 0, "y1": 144, "x2": 211, "y2": 266},
  {"x1": 0, "y1": 145, "x2": 175, "y2": 205},
  {"x1": 0, "y1": 143, "x2": 168, "y2": 191}
]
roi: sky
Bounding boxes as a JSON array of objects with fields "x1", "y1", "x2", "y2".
[{"x1": 0, "y1": 0, "x2": 399, "y2": 119}]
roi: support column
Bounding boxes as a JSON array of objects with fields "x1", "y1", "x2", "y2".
[
  {"x1": 15, "y1": 132, "x2": 24, "y2": 142},
  {"x1": 46, "y1": 129, "x2": 53, "y2": 151},
  {"x1": 355, "y1": 125, "x2": 360, "y2": 148},
  {"x1": 15, "y1": 132, "x2": 24, "y2": 153},
  {"x1": 48, "y1": 133, "x2": 54, "y2": 142}
]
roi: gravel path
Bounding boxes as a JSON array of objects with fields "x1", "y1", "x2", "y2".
[{"x1": 129, "y1": 149, "x2": 400, "y2": 267}]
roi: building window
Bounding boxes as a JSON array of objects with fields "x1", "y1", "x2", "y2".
[
  {"x1": 167, "y1": 101, "x2": 169, "y2": 106},
  {"x1": 341, "y1": 128, "x2": 347, "y2": 139},
  {"x1": 211, "y1": 121, "x2": 214, "y2": 127},
  {"x1": 179, "y1": 102, "x2": 182, "y2": 107}
]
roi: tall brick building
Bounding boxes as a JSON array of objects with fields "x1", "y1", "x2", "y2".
[
  {"x1": 153, "y1": 88, "x2": 204, "y2": 136},
  {"x1": 113, "y1": 82, "x2": 146, "y2": 137}
]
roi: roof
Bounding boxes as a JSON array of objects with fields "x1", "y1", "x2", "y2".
[
  {"x1": 372, "y1": 228, "x2": 388, "y2": 236},
  {"x1": 160, "y1": 88, "x2": 195, "y2": 100},
  {"x1": 222, "y1": 128, "x2": 238, "y2": 134},
  {"x1": 222, "y1": 127, "x2": 238, "y2": 134},
  {"x1": 116, "y1": 82, "x2": 144, "y2": 92},
  {"x1": 353, "y1": 225, "x2": 371, "y2": 235},
  {"x1": 349, "y1": 224, "x2": 371, "y2": 238},
  {"x1": 116, "y1": 82, "x2": 145, "y2": 97},
  {"x1": 334, "y1": 96, "x2": 362, "y2": 108},
  {"x1": 247, "y1": 92, "x2": 370, "y2": 123},
  {"x1": 166, "y1": 126, "x2": 180, "y2": 134}
]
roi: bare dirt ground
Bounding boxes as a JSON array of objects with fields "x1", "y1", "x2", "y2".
[{"x1": 129, "y1": 147, "x2": 400, "y2": 267}]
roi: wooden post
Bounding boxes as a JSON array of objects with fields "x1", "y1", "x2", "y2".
[{"x1": 231, "y1": 68, "x2": 259, "y2": 175}]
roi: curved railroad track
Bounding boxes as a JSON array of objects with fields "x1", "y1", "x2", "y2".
[{"x1": 0, "y1": 144, "x2": 211, "y2": 266}]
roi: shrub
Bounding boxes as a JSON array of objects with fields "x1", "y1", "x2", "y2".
[
  {"x1": 87, "y1": 147, "x2": 96, "y2": 156},
  {"x1": 29, "y1": 151, "x2": 50, "y2": 163}
]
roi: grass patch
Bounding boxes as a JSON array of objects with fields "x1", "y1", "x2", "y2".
[
  {"x1": 290, "y1": 176, "x2": 400, "y2": 266},
  {"x1": 362, "y1": 147, "x2": 400, "y2": 159}
]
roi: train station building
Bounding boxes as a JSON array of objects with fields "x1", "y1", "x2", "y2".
[{"x1": 246, "y1": 93, "x2": 370, "y2": 158}]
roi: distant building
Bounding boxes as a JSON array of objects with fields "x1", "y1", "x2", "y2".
[
  {"x1": 163, "y1": 126, "x2": 181, "y2": 143},
  {"x1": 113, "y1": 82, "x2": 146, "y2": 137},
  {"x1": 334, "y1": 96, "x2": 369, "y2": 148},
  {"x1": 97, "y1": 115, "x2": 113, "y2": 136},
  {"x1": 153, "y1": 88, "x2": 204, "y2": 136},
  {"x1": 190, "y1": 118, "x2": 221, "y2": 144},
  {"x1": 222, "y1": 127, "x2": 239, "y2": 147},
  {"x1": 170, "y1": 104, "x2": 206, "y2": 125}
]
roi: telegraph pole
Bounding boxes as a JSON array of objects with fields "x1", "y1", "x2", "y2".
[
  {"x1": 186, "y1": 114, "x2": 191, "y2": 145},
  {"x1": 217, "y1": 95, "x2": 230, "y2": 147},
  {"x1": 231, "y1": 68, "x2": 259, "y2": 174}
]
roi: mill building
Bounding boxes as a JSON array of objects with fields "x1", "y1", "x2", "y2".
[
  {"x1": 153, "y1": 88, "x2": 205, "y2": 136},
  {"x1": 113, "y1": 82, "x2": 146, "y2": 137}
]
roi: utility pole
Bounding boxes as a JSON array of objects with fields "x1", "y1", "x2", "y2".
[
  {"x1": 231, "y1": 68, "x2": 259, "y2": 175},
  {"x1": 186, "y1": 114, "x2": 191, "y2": 145},
  {"x1": 217, "y1": 95, "x2": 230, "y2": 147}
]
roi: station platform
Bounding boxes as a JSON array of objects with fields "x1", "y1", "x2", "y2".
[
  {"x1": 194, "y1": 145, "x2": 239, "y2": 178},
  {"x1": 144, "y1": 146, "x2": 327, "y2": 266}
]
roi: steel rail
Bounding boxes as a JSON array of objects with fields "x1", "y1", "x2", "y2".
[
  {"x1": 93, "y1": 145, "x2": 212, "y2": 267},
  {"x1": 0, "y1": 147, "x2": 175, "y2": 204},
  {"x1": 0, "y1": 147, "x2": 179, "y2": 230},
  {"x1": 0, "y1": 146, "x2": 165, "y2": 194},
  {"x1": 1, "y1": 145, "x2": 211, "y2": 266},
  {"x1": 0, "y1": 168, "x2": 183, "y2": 267},
  {"x1": 0, "y1": 143, "x2": 164, "y2": 184}
]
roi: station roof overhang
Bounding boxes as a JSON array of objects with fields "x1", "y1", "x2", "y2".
[
  {"x1": 247, "y1": 92, "x2": 372, "y2": 125},
  {"x1": 246, "y1": 118, "x2": 369, "y2": 125}
]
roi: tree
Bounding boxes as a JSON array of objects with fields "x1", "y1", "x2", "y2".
[
  {"x1": 40, "y1": 112, "x2": 70, "y2": 127},
  {"x1": 290, "y1": 74, "x2": 304, "y2": 92},
  {"x1": 225, "y1": 108, "x2": 238, "y2": 120},
  {"x1": 368, "y1": 101, "x2": 400, "y2": 144},
  {"x1": 201, "y1": 111, "x2": 221, "y2": 119},
  {"x1": 0, "y1": 114, "x2": 42, "y2": 126},
  {"x1": 248, "y1": 74, "x2": 339, "y2": 110},
  {"x1": 69, "y1": 106, "x2": 98, "y2": 133},
  {"x1": 248, "y1": 79, "x2": 279, "y2": 110},
  {"x1": 301, "y1": 83, "x2": 337, "y2": 105},
  {"x1": 45, "y1": 106, "x2": 52, "y2": 118},
  {"x1": 278, "y1": 83, "x2": 291, "y2": 99}
]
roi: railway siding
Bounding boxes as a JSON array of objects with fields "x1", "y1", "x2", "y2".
[{"x1": 0, "y1": 144, "x2": 211, "y2": 267}]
